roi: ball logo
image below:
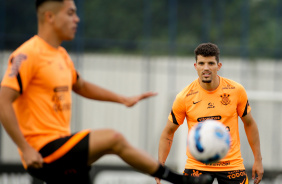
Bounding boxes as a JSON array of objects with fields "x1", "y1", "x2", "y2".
[
  {"x1": 194, "y1": 123, "x2": 204, "y2": 153},
  {"x1": 215, "y1": 127, "x2": 224, "y2": 138}
]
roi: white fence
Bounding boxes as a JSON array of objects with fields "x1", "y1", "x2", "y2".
[{"x1": 1, "y1": 51, "x2": 282, "y2": 174}]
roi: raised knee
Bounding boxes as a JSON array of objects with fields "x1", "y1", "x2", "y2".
[
  {"x1": 108, "y1": 130, "x2": 127, "y2": 153},
  {"x1": 110, "y1": 130, "x2": 125, "y2": 144}
]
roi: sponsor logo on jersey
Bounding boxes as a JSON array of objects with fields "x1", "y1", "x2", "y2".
[
  {"x1": 186, "y1": 90, "x2": 199, "y2": 96},
  {"x1": 227, "y1": 170, "x2": 246, "y2": 179},
  {"x1": 222, "y1": 84, "x2": 235, "y2": 90},
  {"x1": 54, "y1": 86, "x2": 69, "y2": 92},
  {"x1": 8, "y1": 54, "x2": 27, "y2": 77},
  {"x1": 52, "y1": 86, "x2": 71, "y2": 112},
  {"x1": 205, "y1": 160, "x2": 230, "y2": 167},
  {"x1": 197, "y1": 115, "x2": 222, "y2": 122},
  {"x1": 220, "y1": 93, "x2": 231, "y2": 105},
  {"x1": 191, "y1": 170, "x2": 202, "y2": 177},
  {"x1": 207, "y1": 102, "x2": 215, "y2": 109}
]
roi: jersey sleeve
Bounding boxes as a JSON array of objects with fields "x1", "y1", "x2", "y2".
[
  {"x1": 1, "y1": 53, "x2": 35, "y2": 94},
  {"x1": 168, "y1": 93, "x2": 186, "y2": 125},
  {"x1": 237, "y1": 84, "x2": 251, "y2": 117}
]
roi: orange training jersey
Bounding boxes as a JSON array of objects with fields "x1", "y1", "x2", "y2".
[
  {"x1": 168, "y1": 76, "x2": 251, "y2": 171},
  {"x1": 1, "y1": 35, "x2": 79, "y2": 151}
]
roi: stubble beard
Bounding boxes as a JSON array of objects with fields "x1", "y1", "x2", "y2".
[
  {"x1": 202, "y1": 76, "x2": 212, "y2": 83},
  {"x1": 202, "y1": 80, "x2": 212, "y2": 83}
]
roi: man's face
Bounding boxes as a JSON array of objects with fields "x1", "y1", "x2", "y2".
[
  {"x1": 53, "y1": 1, "x2": 80, "y2": 41},
  {"x1": 194, "y1": 55, "x2": 222, "y2": 83}
]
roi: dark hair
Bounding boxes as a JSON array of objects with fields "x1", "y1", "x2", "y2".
[
  {"x1": 35, "y1": 0, "x2": 64, "y2": 10},
  {"x1": 194, "y1": 43, "x2": 220, "y2": 63}
]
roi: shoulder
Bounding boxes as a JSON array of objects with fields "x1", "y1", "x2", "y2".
[
  {"x1": 11, "y1": 36, "x2": 41, "y2": 61},
  {"x1": 58, "y1": 46, "x2": 68, "y2": 55},
  {"x1": 221, "y1": 77, "x2": 245, "y2": 91},
  {"x1": 58, "y1": 46, "x2": 73, "y2": 63},
  {"x1": 7, "y1": 36, "x2": 49, "y2": 74},
  {"x1": 176, "y1": 79, "x2": 199, "y2": 99}
]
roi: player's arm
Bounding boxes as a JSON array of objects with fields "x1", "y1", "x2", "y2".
[
  {"x1": 155, "y1": 119, "x2": 179, "y2": 184},
  {"x1": 72, "y1": 77, "x2": 157, "y2": 107},
  {"x1": 241, "y1": 112, "x2": 264, "y2": 184},
  {"x1": 158, "y1": 119, "x2": 180, "y2": 165},
  {"x1": 0, "y1": 87, "x2": 43, "y2": 168}
]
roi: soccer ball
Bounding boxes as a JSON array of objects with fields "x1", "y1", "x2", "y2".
[{"x1": 188, "y1": 120, "x2": 231, "y2": 164}]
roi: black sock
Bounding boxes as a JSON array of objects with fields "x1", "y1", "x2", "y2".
[{"x1": 151, "y1": 164, "x2": 184, "y2": 184}]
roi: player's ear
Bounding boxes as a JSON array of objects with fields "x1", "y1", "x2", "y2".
[
  {"x1": 194, "y1": 62, "x2": 197, "y2": 69},
  {"x1": 44, "y1": 11, "x2": 55, "y2": 23},
  {"x1": 217, "y1": 62, "x2": 222, "y2": 71}
]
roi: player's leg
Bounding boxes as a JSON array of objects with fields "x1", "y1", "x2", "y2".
[
  {"x1": 87, "y1": 129, "x2": 158, "y2": 173},
  {"x1": 216, "y1": 170, "x2": 248, "y2": 184},
  {"x1": 88, "y1": 129, "x2": 212, "y2": 184}
]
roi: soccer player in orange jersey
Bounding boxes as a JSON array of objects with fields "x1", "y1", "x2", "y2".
[
  {"x1": 156, "y1": 43, "x2": 264, "y2": 184},
  {"x1": 0, "y1": 1, "x2": 213, "y2": 184}
]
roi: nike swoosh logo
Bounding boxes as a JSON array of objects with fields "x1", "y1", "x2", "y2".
[
  {"x1": 240, "y1": 178, "x2": 246, "y2": 184},
  {"x1": 193, "y1": 100, "x2": 202, "y2": 104}
]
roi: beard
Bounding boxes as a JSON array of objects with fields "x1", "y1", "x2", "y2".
[
  {"x1": 201, "y1": 72, "x2": 212, "y2": 83},
  {"x1": 202, "y1": 79, "x2": 212, "y2": 83}
]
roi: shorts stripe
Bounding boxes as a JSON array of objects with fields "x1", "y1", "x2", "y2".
[{"x1": 43, "y1": 129, "x2": 90, "y2": 163}]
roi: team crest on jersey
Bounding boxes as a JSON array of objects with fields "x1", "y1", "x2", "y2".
[
  {"x1": 8, "y1": 53, "x2": 27, "y2": 77},
  {"x1": 220, "y1": 93, "x2": 231, "y2": 105}
]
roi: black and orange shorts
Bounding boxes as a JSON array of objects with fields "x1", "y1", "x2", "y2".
[
  {"x1": 184, "y1": 169, "x2": 248, "y2": 184},
  {"x1": 27, "y1": 130, "x2": 91, "y2": 184}
]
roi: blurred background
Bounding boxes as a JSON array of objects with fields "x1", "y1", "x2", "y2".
[{"x1": 1, "y1": 0, "x2": 282, "y2": 183}]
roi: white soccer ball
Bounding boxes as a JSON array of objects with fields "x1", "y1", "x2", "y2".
[{"x1": 188, "y1": 120, "x2": 231, "y2": 164}]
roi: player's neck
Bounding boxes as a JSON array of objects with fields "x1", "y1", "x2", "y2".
[
  {"x1": 199, "y1": 76, "x2": 220, "y2": 92},
  {"x1": 38, "y1": 27, "x2": 62, "y2": 48}
]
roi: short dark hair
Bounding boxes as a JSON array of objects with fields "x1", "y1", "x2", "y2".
[
  {"x1": 194, "y1": 43, "x2": 220, "y2": 63},
  {"x1": 35, "y1": 0, "x2": 64, "y2": 10}
]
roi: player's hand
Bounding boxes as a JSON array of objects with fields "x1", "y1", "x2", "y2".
[
  {"x1": 252, "y1": 159, "x2": 264, "y2": 184},
  {"x1": 155, "y1": 177, "x2": 161, "y2": 184},
  {"x1": 123, "y1": 91, "x2": 157, "y2": 107},
  {"x1": 22, "y1": 146, "x2": 44, "y2": 169}
]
